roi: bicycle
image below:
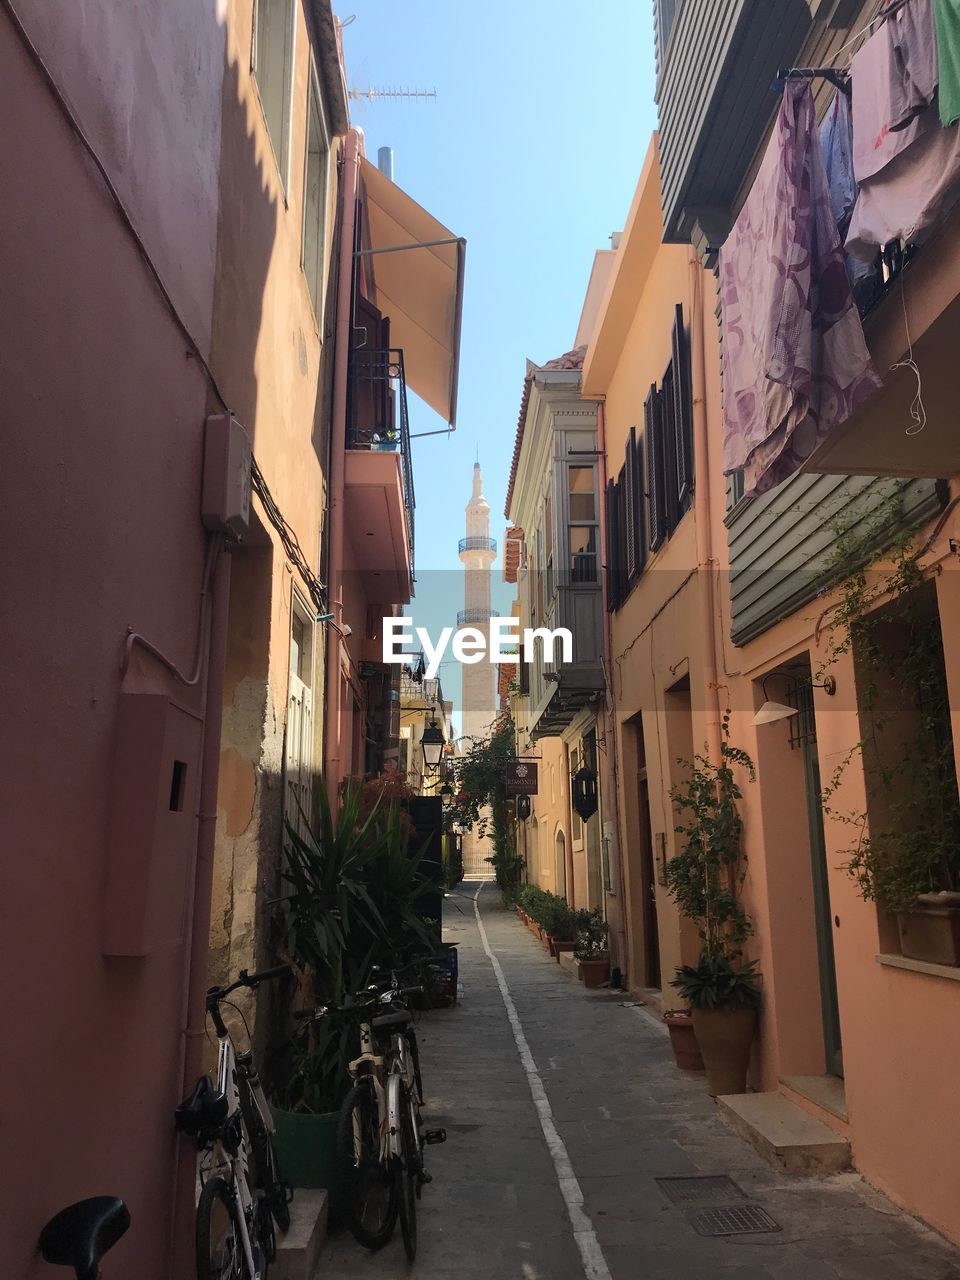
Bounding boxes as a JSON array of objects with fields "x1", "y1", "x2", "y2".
[
  {"x1": 176, "y1": 963, "x2": 292, "y2": 1280},
  {"x1": 38, "y1": 1197, "x2": 129, "y2": 1279},
  {"x1": 327, "y1": 971, "x2": 445, "y2": 1261}
]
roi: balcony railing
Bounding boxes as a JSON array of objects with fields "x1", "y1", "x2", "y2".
[
  {"x1": 347, "y1": 347, "x2": 415, "y2": 568},
  {"x1": 457, "y1": 608, "x2": 500, "y2": 627},
  {"x1": 458, "y1": 536, "x2": 497, "y2": 554}
]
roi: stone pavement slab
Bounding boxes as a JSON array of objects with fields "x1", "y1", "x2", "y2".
[{"x1": 317, "y1": 885, "x2": 960, "y2": 1279}]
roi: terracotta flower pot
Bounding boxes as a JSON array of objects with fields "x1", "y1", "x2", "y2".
[
  {"x1": 691, "y1": 1006, "x2": 757, "y2": 1096},
  {"x1": 578, "y1": 955, "x2": 610, "y2": 988},
  {"x1": 664, "y1": 1011, "x2": 704, "y2": 1071},
  {"x1": 553, "y1": 940, "x2": 575, "y2": 962},
  {"x1": 897, "y1": 902, "x2": 960, "y2": 967}
]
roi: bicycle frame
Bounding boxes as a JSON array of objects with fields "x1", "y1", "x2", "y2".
[{"x1": 200, "y1": 1029, "x2": 260, "y2": 1278}]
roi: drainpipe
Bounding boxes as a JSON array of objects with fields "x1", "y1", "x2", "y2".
[
  {"x1": 325, "y1": 129, "x2": 362, "y2": 803},
  {"x1": 171, "y1": 540, "x2": 231, "y2": 1277},
  {"x1": 689, "y1": 252, "x2": 723, "y2": 766},
  {"x1": 595, "y1": 397, "x2": 630, "y2": 982}
]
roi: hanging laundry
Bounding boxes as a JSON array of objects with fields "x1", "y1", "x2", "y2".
[
  {"x1": 821, "y1": 92, "x2": 873, "y2": 286},
  {"x1": 821, "y1": 92, "x2": 858, "y2": 224},
  {"x1": 719, "y1": 82, "x2": 881, "y2": 497},
  {"x1": 934, "y1": 0, "x2": 960, "y2": 126},
  {"x1": 887, "y1": 0, "x2": 939, "y2": 130},
  {"x1": 848, "y1": 4, "x2": 960, "y2": 254}
]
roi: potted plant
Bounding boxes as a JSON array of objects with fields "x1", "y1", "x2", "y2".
[
  {"x1": 672, "y1": 956, "x2": 760, "y2": 1093},
  {"x1": 663, "y1": 1010, "x2": 704, "y2": 1072},
  {"x1": 549, "y1": 900, "x2": 578, "y2": 962},
  {"x1": 665, "y1": 715, "x2": 760, "y2": 1095},
  {"x1": 271, "y1": 780, "x2": 433, "y2": 1202},
  {"x1": 574, "y1": 908, "x2": 610, "y2": 987},
  {"x1": 818, "y1": 524, "x2": 960, "y2": 966}
]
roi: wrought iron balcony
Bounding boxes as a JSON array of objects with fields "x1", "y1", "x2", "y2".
[
  {"x1": 347, "y1": 347, "x2": 415, "y2": 567},
  {"x1": 456, "y1": 608, "x2": 500, "y2": 627},
  {"x1": 458, "y1": 536, "x2": 497, "y2": 554}
]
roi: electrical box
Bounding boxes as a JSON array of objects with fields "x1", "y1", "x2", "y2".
[
  {"x1": 102, "y1": 693, "x2": 203, "y2": 957},
  {"x1": 202, "y1": 412, "x2": 251, "y2": 539}
]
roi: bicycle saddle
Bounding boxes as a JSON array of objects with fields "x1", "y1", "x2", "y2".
[
  {"x1": 372, "y1": 1008, "x2": 412, "y2": 1028},
  {"x1": 39, "y1": 1196, "x2": 130, "y2": 1279}
]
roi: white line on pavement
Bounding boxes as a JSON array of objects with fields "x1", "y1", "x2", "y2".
[{"x1": 471, "y1": 882, "x2": 614, "y2": 1280}]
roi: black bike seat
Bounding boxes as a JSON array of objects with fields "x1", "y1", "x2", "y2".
[
  {"x1": 39, "y1": 1197, "x2": 130, "y2": 1278},
  {"x1": 372, "y1": 1008, "x2": 412, "y2": 1028}
]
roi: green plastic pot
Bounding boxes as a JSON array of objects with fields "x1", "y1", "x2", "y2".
[{"x1": 272, "y1": 1106, "x2": 342, "y2": 1217}]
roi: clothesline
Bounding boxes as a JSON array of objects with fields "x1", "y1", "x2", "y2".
[{"x1": 776, "y1": 0, "x2": 917, "y2": 95}]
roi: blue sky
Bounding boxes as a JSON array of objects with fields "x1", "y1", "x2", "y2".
[{"x1": 342, "y1": 1, "x2": 657, "y2": 567}]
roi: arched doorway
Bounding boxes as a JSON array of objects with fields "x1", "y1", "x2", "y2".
[{"x1": 555, "y1": 829, "x2": 567, "y2": 899}]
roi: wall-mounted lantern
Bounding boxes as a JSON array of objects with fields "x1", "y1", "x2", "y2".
[
  {"x1": 571, "y1": 766, "x2": 598, "y2": 822},
  {"x1": 516, "y1": 794, "x2": 531, "y2": 821},
  {"x1": 420, "y1": 718, "x2": 445, "y2": 772},
  {"x1": 439, "y1": 781, "x2": 454, "y2": 810}
]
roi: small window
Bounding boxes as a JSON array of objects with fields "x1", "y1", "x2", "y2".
[
  {"x1": 569, "y1": 467, "x2": 596, "y2": 521},
  {"x1": 302, "y1": 63, "x2": 330, "y2": 323},
  {"x1": 570, "y1": 527, "x2": 598, "y2": 583},
  {"x1": 252, "y1": 0, "x2": 296, "y2": 188}
]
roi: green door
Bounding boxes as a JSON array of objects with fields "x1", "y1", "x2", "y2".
[{"x1": 798, "y1": 682, "x2": 844, "y2": 1077}]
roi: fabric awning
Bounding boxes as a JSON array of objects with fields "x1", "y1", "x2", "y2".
[{"x1": 358, "y1": 157, "x2": 465, "y2": 426}]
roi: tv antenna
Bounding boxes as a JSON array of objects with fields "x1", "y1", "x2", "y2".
[{"x1": 348, "y1": 85, "x2": 438, "y2": 103}]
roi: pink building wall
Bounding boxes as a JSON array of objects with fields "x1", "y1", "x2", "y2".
[{"x1": 0, "y1": 5, "x2": 226, "y2": 1275}]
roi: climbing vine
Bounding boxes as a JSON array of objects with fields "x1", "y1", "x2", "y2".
[
  {"x1": 817, "y1": 498, "x2": 960, "y2": 911},
  {"x1": 450, "y1": 713, "x2": 524, "y2": 889}
]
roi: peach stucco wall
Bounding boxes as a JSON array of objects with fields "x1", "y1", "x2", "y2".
[
  {"x1": 0, "y1": 5, "x2": 226, "y2": 1275},
  {"x1": 207, "y1": 0, "x2": 341, "y2": 995},
  {"x1": 587, "y1": 135, "x2": 960, "y2": 1244}
]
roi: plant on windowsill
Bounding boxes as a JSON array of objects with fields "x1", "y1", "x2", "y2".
[
  {"x1": 665, "y1": 713, "x2": 761, "y2": 1094},
  {"x1": 817, "y1": 506, "x2": 960, "y2": 966},
  {"x1": 574, "y1": 908, "x2": 610, "y2": 987}
]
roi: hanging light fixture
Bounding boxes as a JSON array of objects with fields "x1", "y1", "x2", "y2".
[
  {"x1": 439, "y1": 781, "x2": 454, "y2": 810},
  {"x1": 516, "y1": 794, "x2": 531, "y2": 821},
  {"x1": 571, "y1": 766, "x2": 598, "y2": 822},
  {"x1": 751, "y1": 673, "x2": 836, "y2": 726},
  {"x1": 420, "y1": 718, "x2": 445, "y2": 772}
]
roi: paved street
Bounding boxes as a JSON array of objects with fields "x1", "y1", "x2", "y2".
[{"x1": 320, "y1": 884, "x2": 960, "y2": 1280}]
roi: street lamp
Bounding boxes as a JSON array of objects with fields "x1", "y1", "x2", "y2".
[
  {"x1": 420, "y1": 718, "x2": 445, "y2": 772},
  {"x1": 571, "y1": 766, "x2": 599, "y2": 822},
  {"x1": 439, "y1": 781, "x2": 454, "y2": 810},
  {"x1": 516, "y1": 794, "x2": 531, "y2": 821}
]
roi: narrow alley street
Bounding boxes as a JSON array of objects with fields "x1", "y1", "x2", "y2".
[{"x1": 321, "y1": 885, "x2": 960, "y2": 1280}]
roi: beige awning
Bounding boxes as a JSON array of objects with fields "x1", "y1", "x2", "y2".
[{"x1": 358, "y1": 157, "x2": 465, "y2": 427}]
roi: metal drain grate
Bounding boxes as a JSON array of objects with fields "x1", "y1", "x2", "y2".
[
  {"x1": 686, "y1": 1205, "x2": 781, "y2": 1237},
  {"x1": 655, "y1": 1176, "x2": 745, "y2": 1206}
]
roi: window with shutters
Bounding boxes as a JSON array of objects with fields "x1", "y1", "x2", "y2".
[
  {"x1": 285, "y1": 599, "x2": 315, "y2": 839},
  {"x1": 672, "y1": 304, "x2": 694, "y2": 511},
  {"x1": 645, "y1": 305, "x2": 694, "y2": 553},
  {"x1": 567, "y1": 465, "x2": 598, "y2": 584},
  {"x1": 252, "y1": 0, "x2": 296, "y2": 189},
  {"x1": 301, "y1": 60, "x2": 330, "y2": 326}
]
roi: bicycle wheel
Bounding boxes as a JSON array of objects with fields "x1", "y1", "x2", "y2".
[
  {"x1": 196, "y1": 1177, "x2": 245, "y2": 1280},
  {"x1": 337, "y1": 1079, "x2": 398, "y2": 1250},
  {"x1": 396, "y1": 1080, "x2": 418, "y2": 1262},
  {"x1": 238, "y1": 1076, "x2": 290, "y2": 1237}
]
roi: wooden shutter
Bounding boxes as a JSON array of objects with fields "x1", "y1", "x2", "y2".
[
  {"x1": 672, "y1": 303, "x2": 694, "y2": 510},
  {"x1": 645, "y1": 387, "x2": 668, "y2": 551},
  {"x1": 632, "y1": 430, "x2": 646, "y2": 574},
  {"x1": 605, "y1": 477, "x2": 619, "y2": 612},
  {"x1": 625, "y1": 428, "x2": 638, "y2": 580}
]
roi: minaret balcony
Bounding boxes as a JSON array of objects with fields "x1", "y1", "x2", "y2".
[
  {"x1": 458, "y1": 536, "x2": 497, "y2": 554},
  {"x1": 457, "y1": 608, "x2": 499, "y2": 627}
]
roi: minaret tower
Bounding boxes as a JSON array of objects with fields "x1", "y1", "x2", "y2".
[{"x1": 458, "y1": 462, "x2": 497, "y2": 743}]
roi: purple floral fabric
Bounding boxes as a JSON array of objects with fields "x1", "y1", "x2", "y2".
[{"x1": 719, "y1": 81, "x2": 881, "y2": 496}]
